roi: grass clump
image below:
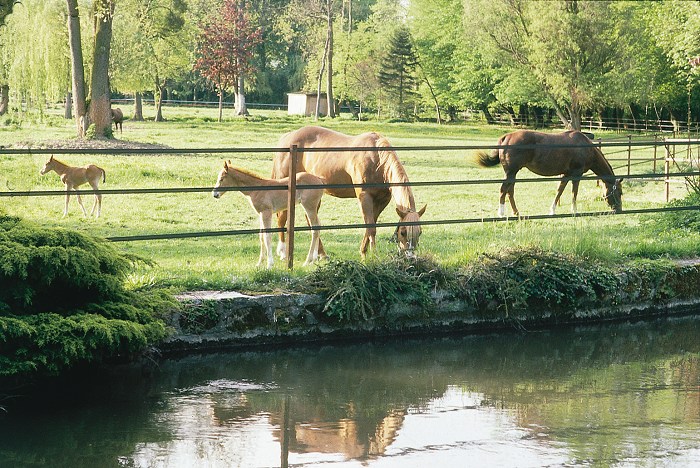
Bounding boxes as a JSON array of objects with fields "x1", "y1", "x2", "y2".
[
  {"x1": 303, "y1": 254, "x2": 452, "y2": 323},
  {"x1": 0, "y1": 214, "x2": 174, "y2": 382}
]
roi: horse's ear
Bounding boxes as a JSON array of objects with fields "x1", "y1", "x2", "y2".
[
  {"x1": 617, "y1": 178, "x2": 624, "y2": 184},
  {"x1": 223, "y1": 161, "x2": 229, "y2": 170},
  {"x1": 418, "y1": 204, "x2": 427, "y2": 217},
  {"x1": 49, "y1": 155, "x2": 54, "y2": 161},
  {"x1": 396, "y1": 207, "x2": 408, "y2": 218}
]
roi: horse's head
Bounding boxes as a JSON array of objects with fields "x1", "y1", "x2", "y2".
[
  {"x1": 212, "y1": 161, "x2": 232, "y2": 199},
  {"x1": 396, "y1": 204, "x2": 427, "y2": 257},
  {"x1": 39, "y1": 155, "x2": 55, "y2": 175},
  {"x1": 603, "y1": 178, "x2": 623, "y2": 213}
]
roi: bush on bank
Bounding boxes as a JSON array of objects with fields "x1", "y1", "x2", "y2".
[
  {"x1": 0, "y1": 214, "x2": 173, "y2": 382},
  {"x1": 301, "y1": 248, "x2": 699, "y2": 325}
]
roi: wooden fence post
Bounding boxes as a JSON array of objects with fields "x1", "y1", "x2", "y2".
[
  {"x1": 653, "y1": 135, "x2": 658, "y2": 173},
  {"x1": 286, "y1": 144, "x2": 298, "y2": 269},
  {"x1": 627, "y1": 135, "x2": 632, "y2": 176},
  {"x1": 665, "y1": 143, "x2": 671, "y2": 203}
]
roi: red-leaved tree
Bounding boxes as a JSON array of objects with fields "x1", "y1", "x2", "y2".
[{"x1": 195, "y1": 0, "x2": 262, "y2": 121}]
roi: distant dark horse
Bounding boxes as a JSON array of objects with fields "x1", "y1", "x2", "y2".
[
  {"x1": 474, "y1": 130, "x2": 623, "y2": 216},
  {"x1": 111, "y1": 108, "x2": 124, "y2": 133}
]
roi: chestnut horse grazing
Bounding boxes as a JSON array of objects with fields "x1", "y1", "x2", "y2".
[
  {"x1": 212, "y1": 161, "x2": 325, "y2": 268},
  {"x1": 40, "y1": 155, "x2": 105, "y2": 218},
  {"x1": 111, "y1": 108, "x2": 124, "y2": 133},
  {"x1": 271, "y1": 126, "x2": 426, "y2": 259},
  {"x1": 474, "y1": 130, "x2": 623, "y2": 217}
]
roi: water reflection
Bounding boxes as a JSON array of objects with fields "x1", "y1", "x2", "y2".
[{"x1": 1, "y1": 315, "x2": 699, "y2": 467}]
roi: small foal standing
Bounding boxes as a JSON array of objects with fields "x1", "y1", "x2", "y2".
[
  {"x1": 212, "y1": 161, "x2": 324, "y2": 268},
  {"x1": 40, "y1": 155, "x2": 105, "y2": 218}
]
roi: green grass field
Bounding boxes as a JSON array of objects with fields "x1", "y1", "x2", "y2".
[{"x1": 1, "y1": 104, "x2": 697, "y2": 292}]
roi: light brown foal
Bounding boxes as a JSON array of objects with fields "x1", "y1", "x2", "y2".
[{"x1": 40, "y1": 155, "x2": 106, "y2": 218}]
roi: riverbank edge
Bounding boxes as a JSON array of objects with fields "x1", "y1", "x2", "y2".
[{"x1": 161, "y1": 262, "x2": 700, "y2": 354}]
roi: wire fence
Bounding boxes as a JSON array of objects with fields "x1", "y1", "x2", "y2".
[{"x1": 2, "y1": 137, "x2": 699, "y2": 267}]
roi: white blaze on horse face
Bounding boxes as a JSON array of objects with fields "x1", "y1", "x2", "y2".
[{"x1": 212, "y1": 170, "x2": 226, "y2": 199}]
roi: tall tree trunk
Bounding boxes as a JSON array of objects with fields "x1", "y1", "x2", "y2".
[
  {"x1": 64, "y1": 92, "x2": 72, "y2": 119},
  {"x1": 315, "y1": 32, "x2": 330, "y2": 120},
  {"x1": 88, "y1": 0, "x2": 115, "y2": 138},
  {"x1": 133, "y1": 92, "x2": 144, "y2": 121},
  {"x1": 66, "y1": 0, "x2": 87, "y2": 137},
  {"x1": 0, "y1": 84, "x2": 8, "y2": 116},
  {"x1": 325, "y1": 0, "x2": 335, "y2": 118},
  {"x1": 218, "y1": 86, "x2": 224, "y2": 122},
  {"x1": 234, "y1": 75, "x2": 248, "y2": 116},
  {"x1": 155, "y1": 77, "x2": 165, "y2": 122}
]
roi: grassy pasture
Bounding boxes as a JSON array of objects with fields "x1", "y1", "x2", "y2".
[{"x1": 0, "y1": 105, "x2": 697, "y2": 292}]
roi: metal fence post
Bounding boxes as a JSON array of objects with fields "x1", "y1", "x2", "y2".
[{"x1": 286, "y1": 144, "x2": 298, "y2": 269}]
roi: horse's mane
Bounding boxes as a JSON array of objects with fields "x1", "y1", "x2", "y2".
[
  {"x1": 376, "y1": 136, "x2": 416, "y2": 211},
  {"x1": 228, "y1": 164, "x2": 266, "y2": 181}
]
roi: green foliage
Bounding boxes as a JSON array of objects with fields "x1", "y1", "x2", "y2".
[
  {"x1": 654, "y1": 192, "x2": 700, "y2": 232},
  {"x1": 0, "y1": 214, "x2": 174, "y2": 381}
]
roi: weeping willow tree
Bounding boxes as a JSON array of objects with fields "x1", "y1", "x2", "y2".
[{"x1": 0, "y1": 0, "x2": 70, "y2": 117}]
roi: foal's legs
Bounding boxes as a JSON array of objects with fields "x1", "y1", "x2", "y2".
[
  {"x1": 88, "y1": 180, "x2": 102, "y2": 218},
  {"x1": 276, "y1": 210, "x2": 288, "y2": 260},
  {"x1": 259, "y1": 211, "x2": 274, "y2": 268}
]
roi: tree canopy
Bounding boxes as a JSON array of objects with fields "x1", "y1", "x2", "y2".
[{"x1": 0, "y1": 0, "x2": 700, "y2": 127}]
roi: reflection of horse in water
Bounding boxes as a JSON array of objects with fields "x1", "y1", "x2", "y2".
[
  {"x1": 269, "y1": 408, "x2": 406, "y2": 459},
  {"x1": 271, "y1": 126, "x2": 426, "y2": 259},
  {"x1": 474, "y1": 130, "x2": 623, "y2": 216}
]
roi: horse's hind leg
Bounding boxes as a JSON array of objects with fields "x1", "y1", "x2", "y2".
[
  {"x1": 571, "y1": 179, "x2": 580, "y2": 214},
  {"x1": 551, "y1": 179, "x2": 569, "y2": 215},
  {"x1": 74, "y1": 189, "x2": 88, "y2": 217},
  {"x1": 500, "y1": 179, "x2": 518, "y2": 217},
  {"x1": 63, "y1": 188, "x2": 71, "y2": 218},
  {"x1": 301, "y1": 198, "x2": 322, "y2": 266},
  {"x1": 89, "y1": 180, "x2": 101, "y2": 218}
]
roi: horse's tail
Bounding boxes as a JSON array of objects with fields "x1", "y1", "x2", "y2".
[
  {"x1": 101, "y1": 168, "x2": 106, "y2": 183},
  {"x1": 473, "y1": 149, "x2": 500, "y2": 167}
]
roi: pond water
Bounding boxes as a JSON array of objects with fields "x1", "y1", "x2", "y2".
[{"x1": 1, "y1": 315, "x2": 700, "y2": 467}]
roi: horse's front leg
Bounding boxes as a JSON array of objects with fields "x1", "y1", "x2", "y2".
[
  {"x1": 276, "y1": 210, "x2": 287, "y2": 260},
  {"x1": 551, "y1": 179, "x2": 569, "y2": 215},
  {"x1": 63, "y1": 187, "x2": 71, "y2": 218},
  {"x1": 358, "y1": 192, "x2": 376, "y2": 259},
  {"x1": 260, "y1": 211, "x2": 274, "y2": 268}
]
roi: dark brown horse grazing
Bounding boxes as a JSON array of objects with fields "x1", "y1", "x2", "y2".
[
  {"x1": 111, "y1": 108, "x2": 124, "y2": 133},
  {"x1": 271, "y1": 126, "x2": 426, "y2": 259},
  {"x1": 474, "y1": 130, "x2": 623, "y2": 217}
]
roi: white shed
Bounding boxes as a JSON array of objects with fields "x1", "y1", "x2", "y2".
[{"x1": 287, "y1": 92, "x2": 329, "y2": 116}]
